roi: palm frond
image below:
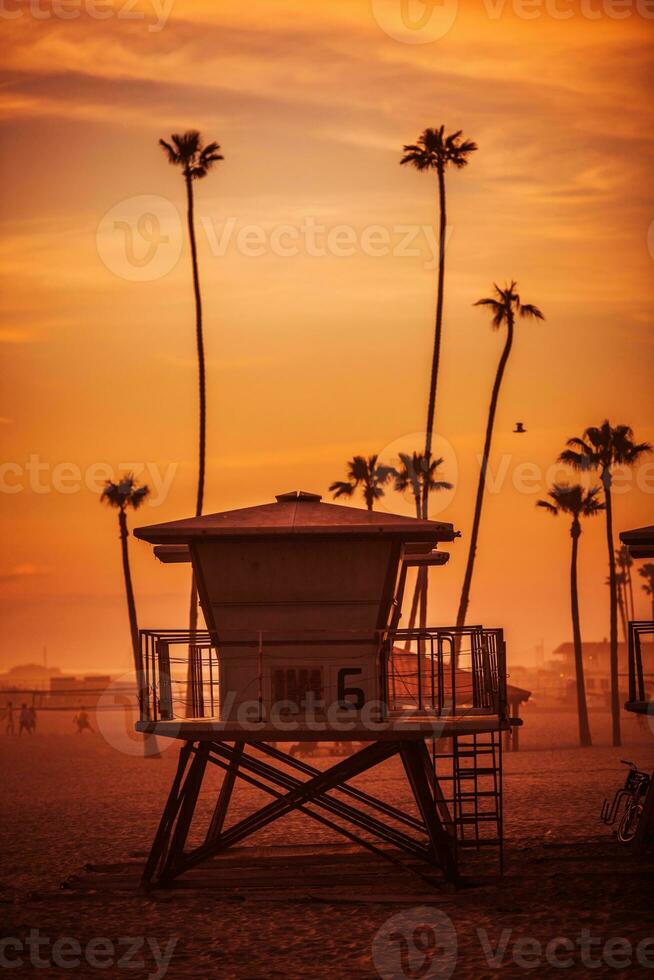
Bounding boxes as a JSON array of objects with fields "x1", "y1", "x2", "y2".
[
  {"x1": 519, "y1": 303, "x2": 545, "y2": 320},
  {"x1": 158, "y1": 138, "x2": 179, "y2": 165},
  {"x1": 329, "y1": 480, "x2": 354, "y2": 499}
]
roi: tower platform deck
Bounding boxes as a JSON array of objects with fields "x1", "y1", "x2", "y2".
[{"x1": 136, "y1": 714, "x2": 509, "y2": 742}]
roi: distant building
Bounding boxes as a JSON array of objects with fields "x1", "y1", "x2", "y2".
[
  {"x1": 0, "y1": 664, "x2": 64, "y2": 708},
  {"x1": 0, "y1": 663, "x2": 62, "y2": 693},
  {"x1": 48, "y1": 675, "x2": 112, "y2": 710},
  {"x1": 509, "y1": 641, "x2": 629, "y2": 707},
  {"x1": 551, "y1": 640, "x2": 628, "y2": 707}
]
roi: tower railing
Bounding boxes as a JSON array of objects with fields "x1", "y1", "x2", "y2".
[
  {"x1": 627, "y1": 621, "x2": 654, "y2": 709},
  {"x1": 137, "y1": 626, "x2": 507, "y2": 725}
]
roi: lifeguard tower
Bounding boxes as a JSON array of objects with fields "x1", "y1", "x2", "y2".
[
  {"x1": 134, "y1": 491, "x2": 509, "y2": 888},
  {"x1": 619, "y1": 523, "x2": 654, "y2": 852}
]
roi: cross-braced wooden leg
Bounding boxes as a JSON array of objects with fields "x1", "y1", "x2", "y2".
[
  {"x1": 205, "y1": 741, "x2": 244, "y2": 845},
  {"x1": 179, "y1": 739, "x2": 400, "y2": 873},
  {"x1": 141, "y1": 741, "x2": 195, "y2": 888},
  {"x1": 401, "y1": 740, "x2": 458, "y2": 883},
  {"x1": 159, "y1": 742, "x2": 211, "y2": 882}
]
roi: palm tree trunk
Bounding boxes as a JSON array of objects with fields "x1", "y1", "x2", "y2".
[
  {"x1": 185, "y1": 173, "x2": 206, "y2": 520},
  {"x1": 617, "y1": 577, "x2": 628, "y2": 643},
  {"x1": 404, "y1": 495, "x2": 423, "y2": 649},
  {"x1": 118, "y1": 510, "x2": 160, "y2": 758},
  {"x1": 570, "y1": 521, "x2": 592, "y2": 746},
  {"x1": 455, "y1": 315, "x2": 514, "y2": 633},
  {"x1": 603, "y1": 475, "x2": 621, "y2": 747},
  {"x1": 419, "y1": 164, "x2": 447, "y2": 632},
  {"x1": 185, "y1": 173, "x2": 206, "y2": 713},
  {"x1": 118, "y1": 509, "x2": 140, "y2": 663}
]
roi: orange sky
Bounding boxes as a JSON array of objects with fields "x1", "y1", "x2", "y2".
[{"x1": 1, "y1": 0, "x2": 653, "y2": 674}]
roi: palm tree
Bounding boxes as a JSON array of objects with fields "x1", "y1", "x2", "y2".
[
  {"x1": 394, "y1": 452, "x2": 453, "y2": 634},
  {"x1": 639, "y1": 563, "x2": 654, "y2": 622},
  {"x1": 559, "y1": 422, "x2": 652, "y2": 746},
  {"x1": 159, "y1": 130, "x2": 223, "y2": 640},
  {"x1": 455, "y1": 283, "x2": 544, "y2": 635},
  {"x1": 400, "y1": 126, "x2": 476, "y2": 629},
  {"x1": 329, "y1": 455, "x2": 396, "y2": 511},
  {"x1": 537, "y1": 484, "x2": 604, "y2": 747},
  {"x1": 101, "y1": 475, "x2": 159, "y2": 758}
]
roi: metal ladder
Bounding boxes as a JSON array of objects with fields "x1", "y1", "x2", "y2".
[{"x1": 434, "y1": 727, "x2": 504, "y2": 876}]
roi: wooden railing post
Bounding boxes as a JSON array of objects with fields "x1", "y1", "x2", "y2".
[{"x1": 157, "y1": 640, "x2": 173, "y2": 721}]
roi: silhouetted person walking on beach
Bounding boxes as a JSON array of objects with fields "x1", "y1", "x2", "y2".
[
  {"x1": 4, "y1": 701, "x2": 14, "y2": 735},
  {"x1": 73, "y1": 707, "x2": 93, "y2": 734},
  {"x1": 18, "y1": 704, "x2": 32, "y2": 735},
  {"x1": 28, "y1": 705, "x2": 37, "y2": 733}
]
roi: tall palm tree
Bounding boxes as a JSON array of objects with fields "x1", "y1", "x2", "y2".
[
  {"x1": 394, "y1": 452, "x2": 453, "y2": 634},
  {"x1": 639, "y1": 563, "x2": 654, "y2": 621},
  {"x1": 101, "y1": 475, "x2": 159, "y2": 758},
  {"x1": 159, "y1": 130, "x2": 223, "y2": 640},
  {"x1": 329, "y1": 455, "x2": 396, "y2": 511},
  {"x1": 537, "y1": 484, "x2": 604, "y2": 747},
  {"x1": 559, "y1": 422, "x2": 651, "y2": 746},
  {"x1": 456, "y1": 283, "x2": 544, "y2": 634},
  {"x1": 400, "y1": 126, "x2": 477, "y2": 629}
]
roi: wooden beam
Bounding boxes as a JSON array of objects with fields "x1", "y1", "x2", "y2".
[
  {"x1": 204, "y1": 741, "x2": 244, "y2": 845},
  {"x1": 400, "y1": 741, "x2": 458, "y2": 883}
]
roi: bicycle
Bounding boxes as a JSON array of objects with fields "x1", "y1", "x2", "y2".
[{"x1": 601, "y1": 760, "x2": 651, "y2": 844}]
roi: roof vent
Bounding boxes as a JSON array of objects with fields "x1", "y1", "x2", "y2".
[{"x1": 275, "y1": 490, "x2": 323, "y2": 503}]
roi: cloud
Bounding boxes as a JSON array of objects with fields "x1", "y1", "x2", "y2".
[{"x1": 0, "y1": 563, "x2": 52, "y2": 582}]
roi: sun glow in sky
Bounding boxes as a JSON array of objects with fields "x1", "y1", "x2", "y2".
[{"x1": 1, "y1": 0, "x2": 653, "y2": 672}]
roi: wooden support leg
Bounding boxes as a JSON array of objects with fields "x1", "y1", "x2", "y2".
[
  {"x1": 422, "y1": 741, "x2": 454, "y2": 834},
  {"x1": 205, "y1": 741, "x2": 244, "y2": 845},
  {"x1": 511, "y1": 702, "x2": 520, "y2": 752},
  {"x1": 159, "y1": 742, "x2": 211, "y2": 882},
  {"x1": 401, "y1": 741, "x2": 458, "y2": 883},
  {"x1": 141, "y1": 742, "x2": 195, "y2": 888}
]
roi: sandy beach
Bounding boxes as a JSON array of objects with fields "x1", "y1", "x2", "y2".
[{"x1": 1, "y1": 704, "x2": 653, "y2": 978}]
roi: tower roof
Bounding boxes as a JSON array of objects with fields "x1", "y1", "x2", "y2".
[
  {"x1": 134, "y1": 491, "x2": 456, "y2": 544},
  {"x1": 620, "y1": 523, "x2": 654, "y2": 559}
]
